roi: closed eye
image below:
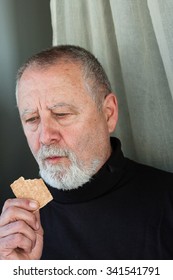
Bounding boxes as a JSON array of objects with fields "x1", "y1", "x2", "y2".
[
  {"x1": 54, "y1": 113, "x2": 72, "y2": 118},
  {"x1": 53, "y1": 112, "x2": 77, "y2": 126},
  {"x1": 25, "y1": 116, "x2": 39, "y2": 123}
]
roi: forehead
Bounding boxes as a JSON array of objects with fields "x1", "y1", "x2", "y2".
[
  {"x1": 17, "y1": 62, "x2": 92, "y2": 107},
  {"x1": 18, "y1": 62, "x2": 84, "y2": 91}
]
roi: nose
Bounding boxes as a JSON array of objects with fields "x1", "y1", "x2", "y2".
[{"x1": 39, "y1": 118, "x2": 61, "y2": 146}]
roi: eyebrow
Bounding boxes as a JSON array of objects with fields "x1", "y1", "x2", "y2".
[
  {"x1": 21, "y1": 109, "x2": 37, "y2": 118},
  {"x1": 21, "y1": 103, "x2": 78, "y2": 117},
  {"x1": 48, "y1": 103, "x2": 78, "y2": 110}
]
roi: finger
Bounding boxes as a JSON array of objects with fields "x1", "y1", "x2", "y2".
[
  {"x1": 2, "y1": 198, "x2": 39, "y2": 213},
  {"x1": 0, "y1": 233, "x2": 33, "y2": 254},
  {"x1": 34, "y1": 210, "x2": 44, "y2": 236},
  {"x1": 0, "y1": 220, "x2": 37, "y2": 249},
  {"x1": 0, "y1": 206, "x2": 39, "y2": 231}
]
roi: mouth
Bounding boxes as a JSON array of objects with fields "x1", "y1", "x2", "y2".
[{"x1": 45, "y1": 156, "x2": 68, "y2": 165}]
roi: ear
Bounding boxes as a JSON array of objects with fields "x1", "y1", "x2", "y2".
[{"x1": 102, "y1": 93, "x2": 118, "y2": 133}]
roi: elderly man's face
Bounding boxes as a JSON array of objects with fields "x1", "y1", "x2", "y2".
[{"x1": 17, "y1": 62, "x2": 118, "y2": 189}]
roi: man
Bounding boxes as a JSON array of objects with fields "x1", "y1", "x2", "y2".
[{"x1": 0, "y1": 45, "x2": 173, "y2": 260}]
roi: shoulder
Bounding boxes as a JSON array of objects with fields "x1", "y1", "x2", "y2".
[
  {"x1": 123, "y1": 158, "x2": 173, "y2": 205},
  {"x1": 126, "y1": 158, "x2": 173, "y2": 185},
  {"x1": 117, "y1": 159, "x2": 173, "y2": 223}
]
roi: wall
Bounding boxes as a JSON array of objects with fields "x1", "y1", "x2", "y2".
[{"x1": 0, "y1": 0, "x2": 52, "y2": 210}]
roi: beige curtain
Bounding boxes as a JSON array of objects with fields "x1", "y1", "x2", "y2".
[{"x1": 50, "y1": 0, "x2": 173, "y2": 172}]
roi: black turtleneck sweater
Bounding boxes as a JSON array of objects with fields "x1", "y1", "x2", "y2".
[{"x1": 40, "y1": 137, "x2": 173, "y2": 259}]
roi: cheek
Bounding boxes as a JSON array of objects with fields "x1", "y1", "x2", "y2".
[
  {"x1": 63, "y1": 126, "x2": 90, "y2": 156},
  {"x1": 69, "y1": 120, "x2": 106, "y2": 158},
  {"x1": 24, "y1": 130, "x2": 40, "y2": 156}
]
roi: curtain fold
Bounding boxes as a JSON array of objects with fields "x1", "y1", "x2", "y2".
[
  {"x1": 148, "y1": 0, "x2": 173, "y2": 100},
  {"x1": 50, "y1": 0, "x2": 173, "y2": 172}
]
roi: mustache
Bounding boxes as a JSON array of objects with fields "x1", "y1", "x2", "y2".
[{"x1": 36, "y1": 145, "x2": 74, "y2": 160}]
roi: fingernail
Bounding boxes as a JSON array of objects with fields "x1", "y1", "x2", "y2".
[{"x1": 29, "y1": 200, "x2": 38, "y2": 209}]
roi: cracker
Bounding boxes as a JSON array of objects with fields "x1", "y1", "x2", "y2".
[{"x1": 10, "y1": 177, "x2": 53, "y2": 209}]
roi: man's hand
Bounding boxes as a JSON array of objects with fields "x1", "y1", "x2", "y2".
[{"x1": 0, "y1": 198, "x2": 43, "y2": 260}]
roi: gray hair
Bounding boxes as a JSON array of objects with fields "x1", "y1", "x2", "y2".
[{"x1": 16, "y1": 45, "x2": 112, "y2": 109}]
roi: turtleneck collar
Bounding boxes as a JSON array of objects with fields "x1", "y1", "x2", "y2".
[{"x1": 46, "y1": 137, "x2": 127, "y2": 204}]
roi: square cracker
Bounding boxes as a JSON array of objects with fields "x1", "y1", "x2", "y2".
[{"x1": 10, "y1": 176, "x2": 53, "y2": 209}]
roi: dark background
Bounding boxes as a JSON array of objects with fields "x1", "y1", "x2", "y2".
[{"x1": 0, "y1": 0, "x2": 52, "y2": 210}]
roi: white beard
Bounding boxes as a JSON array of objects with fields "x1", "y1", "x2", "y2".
[{"x1": 35, "y1": 145, "x2": 100, "y2": 190}]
